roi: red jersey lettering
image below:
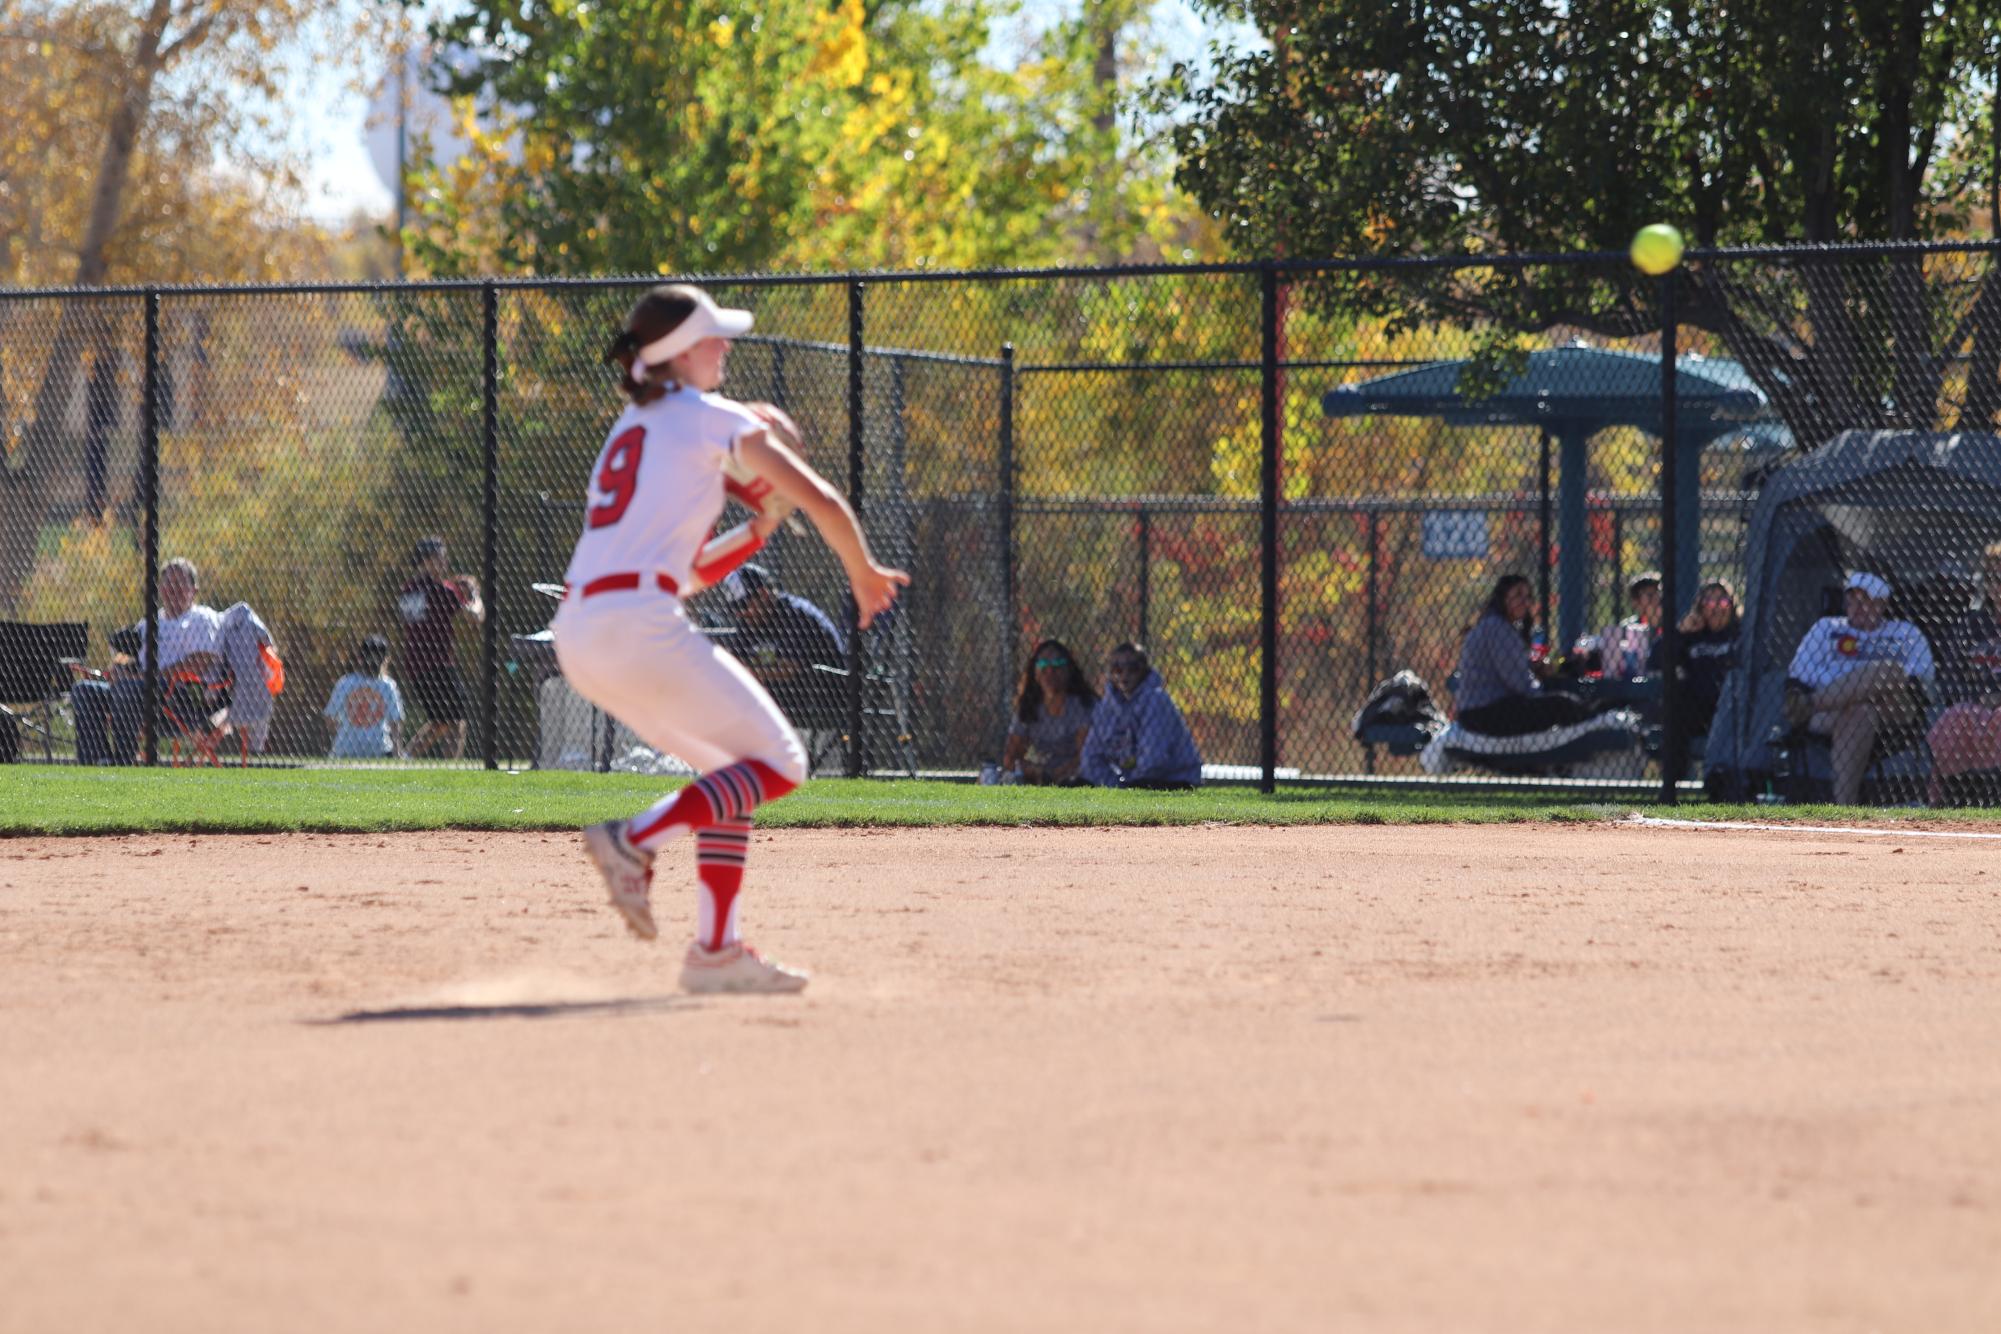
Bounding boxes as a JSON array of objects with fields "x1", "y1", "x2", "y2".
[{"x1": 588, "y1": 426, "x2": 646, "y2": 529}]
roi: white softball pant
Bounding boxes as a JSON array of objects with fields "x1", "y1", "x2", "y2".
[{"x1": 551, "y1": 590, "x2": 808, "y2": 786}]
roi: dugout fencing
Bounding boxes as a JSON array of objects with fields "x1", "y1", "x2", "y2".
[{"x1": 7, "y1": 242, "x2": 2001, "y2": 804}]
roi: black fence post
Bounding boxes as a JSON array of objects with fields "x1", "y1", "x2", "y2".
[
  {"x1": 1537, "y1": 428, "x2": 1553, "y2": 638},
  {"x1": 1364, "y1": 509, "x2": 1380, "y2": 775},
  {"x1": 845, "y1": 280, "x2": 866, "y2": 778},
  {"x1": 997, "y1": 343, "x2": 1016, "y2": 753},
  {"x1": 1258, "y1": 262, "x2": 1280, "y2": 793},
  {"x1": 140, "y1": 290, "x2": 160, "y2": 766},
  {"x1": 481, "y1": 282, "x2": 500, "y2": 771},
  {"x1": 1658, "y1": 271, "x2": 1682, "y2": 804},
  {"x1": 535, "y1": 491, "x2": 552, "y2": 585}
]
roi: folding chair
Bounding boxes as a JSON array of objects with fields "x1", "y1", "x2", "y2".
[
  {"x1": 804, "y1": 663, "x2": 920, "y2": 777},
  {"x1": 0, "y1": 621, "x2": 89, "y2": 762},
  {"x1": 1771, "y1": 707, "x2": 1930, "y2": 805},
  {"x1": 160, "y1": 667, "x2": 246, "y2": 767}
]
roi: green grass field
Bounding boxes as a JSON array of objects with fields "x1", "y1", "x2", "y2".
[{"x1": 3, "y1": 766, "x2": 1998, "y2": 836}]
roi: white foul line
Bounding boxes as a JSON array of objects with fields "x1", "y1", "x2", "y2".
[{"x1": 1628, "y1": 814, "x2": 2001, "y2": 841}]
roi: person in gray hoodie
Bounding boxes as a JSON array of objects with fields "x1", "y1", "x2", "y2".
[
  {"x1": 1453, "y1": 573, "x2": 1589, "y2": 736},
  {"x1": 1081, "y1": 643, "x2": 1203, "y2": 789}
]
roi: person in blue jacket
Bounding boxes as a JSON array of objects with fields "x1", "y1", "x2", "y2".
[{"x1": 1081, "y1": 642, "x2": 1203, "y2": 789}]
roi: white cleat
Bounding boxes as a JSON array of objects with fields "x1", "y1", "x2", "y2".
[
  {"x1": 679, "y1": 941, "x2": 809, "y2": 994},
  {"x1": 582, "y1": 820, "x2": 656, "y2": 941}
]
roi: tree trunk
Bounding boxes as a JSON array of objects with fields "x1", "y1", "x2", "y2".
[
  {"x1": 1961, "y1": 77, "x2": 2001, "y2": 430},
  {"x1": 1885, "y1": 252, "x2": 1942, "y2": 429},
  {"x1": 1684, "y1": 262, "x2": 1885, "y2": 451},
  {"x1": 83, "y1": 332, "x2": 120, "y2": 522},
  {"x1": 1877, "y1": 2, "x2": 1944, "y2": 428},
  {"x1": 1089, "y1": 2, "x2": 1120, "y2": 138},
  {"x1": 1957, "y1": 262, "x2": 2001, "y2": 430}
]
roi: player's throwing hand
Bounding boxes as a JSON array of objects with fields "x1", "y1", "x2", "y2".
[{"x1": 850, "y1": 563, "x2": 910, "y2": 630}]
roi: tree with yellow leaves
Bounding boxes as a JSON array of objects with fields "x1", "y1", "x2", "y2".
[
  {"x1": 410, "y1": 0, "x2": 1206, "y2": 276},
  {"x1": 0, "y1": 0, "x2": 391, "y2": 609},
  {"x1": 0, "y1": 0, "x2": 387, "y2": 288}
]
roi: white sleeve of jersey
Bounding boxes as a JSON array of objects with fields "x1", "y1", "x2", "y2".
[
  {"x1": 681, "y1": 396, "x2": 789, "y2": 596},
  {"x1": 702, "y1": 395, "x2": 787, "y2": 513},
  {"x1": 702, "y1": 395, "x2": 764, "y2": 466}
]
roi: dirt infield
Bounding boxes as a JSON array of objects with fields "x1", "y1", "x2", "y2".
[{"x1": 3, "y1": 821, "x2": 1998, "y2": 1333}]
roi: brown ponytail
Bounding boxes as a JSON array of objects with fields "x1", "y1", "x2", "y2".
[{"x1": 607, "y1": 286, "x2": 702, "y2": 404}]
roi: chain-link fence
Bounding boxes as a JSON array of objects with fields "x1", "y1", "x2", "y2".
[
  {"x1": 6, "y1": 243, "x2": 2001, "y2": 804},
  {"x1": 1686, "y1": 248, "x2": 2001, "y2": 807}
]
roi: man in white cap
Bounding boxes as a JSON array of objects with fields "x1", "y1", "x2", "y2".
[{"x1": 1784, "y1": 570, "x2": 1935, "y2": 804}]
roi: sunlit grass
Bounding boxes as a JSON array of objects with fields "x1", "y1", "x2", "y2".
[{"x1": 3, "y1": 766, "x2": 1994, "y2": 836}]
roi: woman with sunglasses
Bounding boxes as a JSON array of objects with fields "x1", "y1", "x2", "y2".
[{"x1": 1000, "y1": 638, "x2": 1099, "y2": 785}]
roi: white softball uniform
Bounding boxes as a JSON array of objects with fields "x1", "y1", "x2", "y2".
[{"x1": 552, "y1": 387, "x2": 807, "y2": 785}]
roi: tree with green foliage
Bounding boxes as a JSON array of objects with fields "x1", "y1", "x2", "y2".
[
  {"x1": 412, "y1": 0, "x2": 1205, "y2": 276},
  {"x1": 1166, "y1": 0, "x2": 2001, "y2": 443}
]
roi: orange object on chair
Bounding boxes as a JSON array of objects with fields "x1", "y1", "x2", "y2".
[{"x1": 259, "y1": 642, "x2": 285, "y2": 695}]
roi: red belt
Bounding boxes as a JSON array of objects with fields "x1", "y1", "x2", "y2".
[{"x1": 568, "y1": 571, "x2": 680, "y2": 599}]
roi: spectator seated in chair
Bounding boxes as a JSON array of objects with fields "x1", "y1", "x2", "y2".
[
  {"x1": 1081, "y1": 643, "x2": 1202, "y2": 790},
  {"x1": 1451, "y1": 573, "x2": 1591, "y2": 737},
  {"x1": 1598, "y1": 571, "x2": 1665, "y2": 681},
  {"x1": 72, "y1": 557, "x2": 220, "y2": 764},
  {"x1": 1674, "y1": 580, "x2": 1741, "y2": 740},
  {"x1": 1783, "y1": 570, "x2": 1935, "y2": 806},
  {"x1": 1427, "y1": 574, "x2": 1647, "y2": 778},
  {"x1": 71, "y1": 557, "x2": 280, "y2": 764},
  {"x1": 724, "y1": 563, "x2": 848, "y2": 735}
]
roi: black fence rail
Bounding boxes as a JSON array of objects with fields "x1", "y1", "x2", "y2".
[{"x1": 5, "y1": 243, "x2": 2001, "y2": 805}]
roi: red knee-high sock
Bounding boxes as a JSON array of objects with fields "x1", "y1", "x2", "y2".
[
  {"x1": 695, "y1": 818, "x2": 752, "y2": 951},
  {"x1": 627, "y1": 759, "x2": 796, "y2": 852}
]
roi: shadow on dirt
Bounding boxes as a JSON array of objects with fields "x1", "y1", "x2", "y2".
[{"x1": 308, "y1": 996, "x2": 698, "y2": 1025}]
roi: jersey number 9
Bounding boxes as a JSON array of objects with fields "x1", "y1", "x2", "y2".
[{"x1": 588, "y1": 426, "x2": 645, "y2": 529}]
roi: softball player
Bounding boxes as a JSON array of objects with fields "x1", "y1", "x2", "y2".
[{"x1": 555, "y1": 284, "x2": 907, "y2": 994}]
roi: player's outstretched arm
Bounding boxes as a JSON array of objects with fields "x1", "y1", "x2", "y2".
[{"x1": 736, "y1": 427, "x2": 909, "y2": 628}]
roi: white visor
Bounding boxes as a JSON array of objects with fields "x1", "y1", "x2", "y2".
[
  {"x1": 1845, "y1": 571, "x2": 1891, "y2": 600},
  {"x1": 633, "y1": 289, "x2": 754, "y2": 374}
]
